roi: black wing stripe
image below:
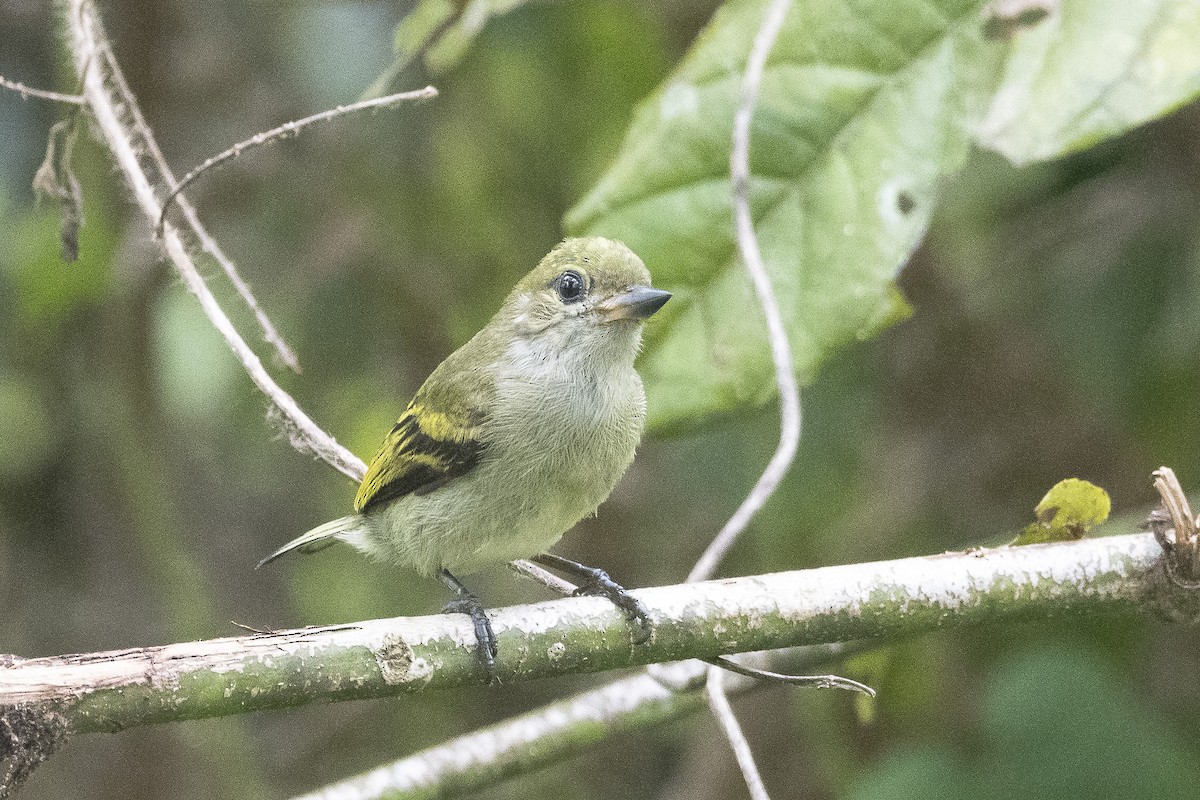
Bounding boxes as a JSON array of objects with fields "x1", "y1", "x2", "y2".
[{"x1": 359, "y1": 418, "x2": 485, "y2": 514}]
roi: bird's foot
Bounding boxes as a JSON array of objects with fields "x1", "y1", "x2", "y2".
[
  {"x1": 440, "y1": 569, "x2": 499, "y2": 682},
  {"x1": 532, "y1": 553, "x2": 651, "y2": 644}
]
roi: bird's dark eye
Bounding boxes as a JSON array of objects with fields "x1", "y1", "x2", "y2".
[{"x1": 555, "y1": 270, "x2": 586, "y2": 304}]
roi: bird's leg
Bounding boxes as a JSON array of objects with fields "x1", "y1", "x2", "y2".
[
  {"x1": 439, "y1": 569, "x2": 498, "y2": 681},
  {"x1": 532, "y1": 553, "x2": 651, "y2": 644}
]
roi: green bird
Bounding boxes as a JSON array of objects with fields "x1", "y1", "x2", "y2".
[{"x1": 260, "y1": 237, "x2": 671, "y2": 675}]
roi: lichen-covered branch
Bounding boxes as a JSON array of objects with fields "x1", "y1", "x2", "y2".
[
  {"x1": 290, "y1": 528, "x2": 1195, "y2": 800},
  {"x1": 1, "y1": 533, "x2": 1190, "y2": 739}
]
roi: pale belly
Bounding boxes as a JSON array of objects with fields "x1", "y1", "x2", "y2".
[{"x1": 360, "y1": 367, "x2": 646, "y2": 575}]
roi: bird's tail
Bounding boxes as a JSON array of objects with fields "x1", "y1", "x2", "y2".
[{"x1": 256, "y1": 515, "x2": 365, "y2": 569}]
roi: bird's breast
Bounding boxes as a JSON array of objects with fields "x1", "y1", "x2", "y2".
[{"x1": 489, "y1": 344, "x2": 646, "y2": 505}]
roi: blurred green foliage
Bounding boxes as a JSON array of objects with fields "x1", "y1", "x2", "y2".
[
  {"x1": 849, "y1": 646, "x2": 1200, "y2": 800},
  {"x1": 3, "y1": 1, "x2": 1200, "y2": 799}
]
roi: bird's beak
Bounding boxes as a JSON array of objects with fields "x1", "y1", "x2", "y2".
[{"x1": 598, "y1": 286, "x2": 672, "y2": 322}]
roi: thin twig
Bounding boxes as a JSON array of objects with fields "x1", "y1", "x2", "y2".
[
  {"x1": 64, "y1": 0, "x2": 366, "y2": 480},
  {"x1": 88, "y1": 44, "x2": 307, "y2": 373},
  {"x1": 155, "y1": 86, "x2": 437, "y2": 234},
  {"x1": 32, "y1": 117, "x2": 84, "y2": 261},
  {"x1": 705, "y1": 669, "x2": 771, "y2": 800},
  {"x1": 705, "y1": 656, "x2": 874, "y2": 695},
  {"x1": 695, "y1": 2, "x2": 801, "y2": 797},
  {"x1": 0, "y1": 74, "x2": 85, "y2": 105},
  {"x1": 688, "y1": 0, "x2": 797, "y2": 585},
  {"x1": 153, "y1": 85, "x2": 436, "y2": 372},
  {"x1": 509, "y1": 558, "x2": 579, "y2": 596}
]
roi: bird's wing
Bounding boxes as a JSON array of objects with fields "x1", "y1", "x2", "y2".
[{"x1": 354, "y1": 397, "x2": 487, "y2": 514}]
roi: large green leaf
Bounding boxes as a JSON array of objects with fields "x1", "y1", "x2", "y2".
[
  {"x1": 979, "y1": 0, "x2": 1200, "y2": 164},
  {"x1": 566, "y1": 0, "x2": 1200, "y2": 432},
  {"x1": 567, "y1": 0, "x2": 1005, "y2": 431}
]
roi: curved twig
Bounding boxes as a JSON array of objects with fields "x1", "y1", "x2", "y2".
[
  {"x1": 0, "y1": 74, "x2": 84, "y2": 105},
  {"x1": 706, "y1": 668, "x2": 771, "y2": 800},
  {"x1": 63, "y1": 0, "x2": 366, "y2": 479},
  {"x1": 688, "y1": 0, "x2": 797, "y2": 586},
  {"x1": 155, "y1": 87, "x2": 437, "y2": 234},
  {"x1": 705, "y1": 655, "x2": 875, "y2": 695}
]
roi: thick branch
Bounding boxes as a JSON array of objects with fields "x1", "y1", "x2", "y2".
[{"x1": 1, "y1": 534, "x2": 1190, "y2": 735}]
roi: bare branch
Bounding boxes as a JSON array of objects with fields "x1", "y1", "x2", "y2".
[
  {"x1": 706, "y1": 669, "x2": 772, "y2": 800},
  {"x1": 297, "y1": 532, "x2": 1180, "y2": 800},
  {"x1": 95, "y1": 38, "x2": 307, "y2": 373},
  {"x1": 289, "y1": 649, "x2": 861, "y2": 800},
  {"x1": 688, "y1": 0, "x2": 797, "y2": 584},
  {"x1": 1, "y1": 533, "x2": 1186, "y2": 733},
  {"x1": 507, "y1": 563, "x2": 866, "y2": 693},
  {"x1": 276, "y1": 529, "x2": 1188, "y2": 799},
  {"x1": 155, "y1": 86, "x2": 437, "y2": 234},
  {"x1": 0, "y1": 74, "x2": 84, "y2": 105},
  {"x1": 61, "y1": 6, "x2": 347, "y2": 375},
  {"x1": 62, "y1": 0, "x2": 366, "y2": 480}
]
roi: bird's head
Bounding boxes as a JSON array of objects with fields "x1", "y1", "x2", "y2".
[{"x1": 501, "y1": 238, "x2": 671, "y2": 360}]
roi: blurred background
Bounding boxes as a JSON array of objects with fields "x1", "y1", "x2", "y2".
[{"x1": 4, "y1": 1, "x2": 1200, "y2": 798}]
